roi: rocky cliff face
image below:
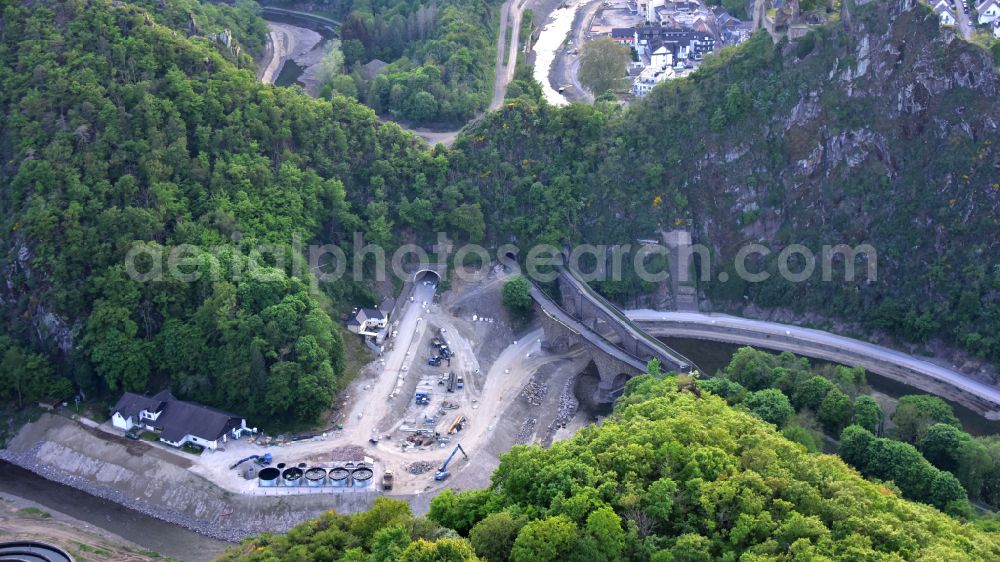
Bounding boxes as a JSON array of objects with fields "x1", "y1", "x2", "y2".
[
  {"x1": 681, "y1": 0, "x2": 1000, "y2": 375},
  {"x1": 457, "y1": 0, "x2": 1000, "y2": 373}
]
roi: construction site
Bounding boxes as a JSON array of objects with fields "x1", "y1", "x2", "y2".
[
  {"x1": 186, "y1": 262, "x2": 600, "y2": 497},
  {"x1": 6, "y1": 254, "x2": 997, "y2": 549},
  {"x1": 1, "y1": 261, "x2": 605, "y2": 544}
]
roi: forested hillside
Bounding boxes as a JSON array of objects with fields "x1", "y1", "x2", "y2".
[
  {"x1": 134, "y1": 0, "x2": 268, "y2": 61},
  {"x1": 220, "y1": 372, "x2": 1000, "y2": 561},
  {"x1": 704, "y1": 346, "x2": 1000, "y2": 513},
  {"x1": 0, "y1": 0, "x2": 481, "y2": 424},
  {"x1": 341, "y1": 0, "x2": 501, "y2": 124},
  {"x1": 2, "y1": 0, "x2": 999, "y2": 427},
  {"x1": 452, "y1": 1, "x2": 1000, "y2": 370},
  {"x1": 289, "y1": 0, "x2": 503, "y2": 124}
]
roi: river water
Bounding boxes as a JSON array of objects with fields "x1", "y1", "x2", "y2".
[
  {"x1": 532, "y1": 0, "x2": 586, "y2": 106},
  {"x1": 0, "y1": 462, "x2": 230, "y2": 562}
]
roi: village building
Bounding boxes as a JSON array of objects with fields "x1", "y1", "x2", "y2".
[
  {"x1": 978, "y1": 0, "x2": 1000, "y2": 24},
  {"x1": 111, "y1": 390, "x2": 252, "y2": 450},
  {"x1": 347, "y1": 307, "x2": 389, "y2": 337}
]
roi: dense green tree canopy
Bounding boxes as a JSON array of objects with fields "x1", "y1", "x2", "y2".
[
  {"x1": 852, "y1": 395, "x2": 883, "y2": 434},
  {"x1": 341, "y1": 0, "x2": 502, "y2": 125},
  {"x1": 501, "y1": 276, "x2": 532, "y2": 317},
  {"x1": 229, "y1": 372, "x2": 1000, "y2": 560},
  {"x1": 706, "y1": 346, "x2": 1000, "y2": 512},
  {"x1": 0, "y1": 0, "x2": 477, "y2": 426},
  {"x1": 892, "y1": 395, "x2": 962, "y2": 444},
  {"x1": 218, "y1": 497, "x2": 480, "y2": 561},
  {"x1": 742, "y1": 388, "x2": 794, "y2": 427},
  {"x1": 578, "y1": 38, "x2": 631, "y2": 96}
]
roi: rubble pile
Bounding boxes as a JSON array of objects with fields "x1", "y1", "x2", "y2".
[
  {"x1": 407, "y1": 461, "x2": 434, "y2": 475},
  {"x1": 552, "y1": 379, "x2": 578, "y2": 429},
  {"x1": 515, "y1": 418, "x2": 537, "y2": 444},
  {"x1": 519, "y1": 379, "x2": 549, "y2": 406},
  {"x1": 329, "y1": 445, "x2": 365, "y2": 460}
]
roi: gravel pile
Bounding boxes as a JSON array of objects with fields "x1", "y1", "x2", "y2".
[
  {"x1": 519, "y1": 380, "x2": 549, "y2": 406},
  {"x1": 514, "y1": 418, "x2": 537, "y2": 444},
  {"x1": 545, "y1": 378, "x2": 579, "y2": 441},
  {"x1": 0, "y1": 447, "x2": 249, "y2": 543},
  {"x1": 407, "y1": 461, "x2": 434, "y2": 475},
  {"x1": 330, "y1": 445, "x2": 366, "y2": 460}
]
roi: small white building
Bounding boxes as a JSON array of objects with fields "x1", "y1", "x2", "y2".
[
  {"x1": 650, "y1": 45, "x2": 674, "y2": 69},
  {"x1": 934, "y1": 0, "x2": 957, "y2": 26},
  {"x1": 994, "y1": 18, "x2": 1000, "y2": 37},
  {"x1": 978, "y1": 0, "x2": 1000, "y2": 24},
  {"x1": 633, "y1": 65, "x2": 675, "y2": 97},
  {"x1": 111, "y1": 390, "x2": 252, "y2": 450},
  {"x1": 639, "y1": 0, "x2": 666, "y2": 23},
  {"x1": 347, "y1": 307, "x2": 388, "y2": 336}
]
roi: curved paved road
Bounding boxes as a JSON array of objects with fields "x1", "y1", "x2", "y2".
[{"x1": 626, "y1": 309, "x2": 1000, "y2": 419}]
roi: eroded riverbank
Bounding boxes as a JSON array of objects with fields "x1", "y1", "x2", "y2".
[
  {"x1": 0, "y1": 415, "x2": 381, "y2": 544},
  {"x1": 0, "y1": 463, "x2": 229, "y2": 562}
]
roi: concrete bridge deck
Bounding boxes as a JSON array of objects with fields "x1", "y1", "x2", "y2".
[
  {"x1": 557, "y1": 267, "x2": 697, "y2": 373},
  {"x1": 529, "y1": 265, "x2": 701, "y2": 401},
  {"x1": 530, "y1": 286, "x2": 648, "y2": 371}
]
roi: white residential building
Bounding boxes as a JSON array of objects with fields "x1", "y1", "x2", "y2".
[
  {"x1": 347, "y1": 307, "x2": 388, "y2": 336},
  {"x1": 650, "y1": 45, "x2": 674, "y2": 69},
  {"x1": 639, "y1": 0, "x2": 667, "y2": 23},
  {"x1": 978, "y1": 0, "x2": 1000, "y2": 23},
  {"x1": 633, "y1": 65, "x2": 675, "y2": 97},
  {"x1": 994, "y1": 18, "x2": 1000, "y2": 37},
  {"x1": 111, "y1": 390, "x2": 252, "y2": 450},
  {"x1": 933, "y1": 0, "x2": 957, "y2": 25}
]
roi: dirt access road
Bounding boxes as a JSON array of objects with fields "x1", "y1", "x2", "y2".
[
  {"x1": 491, "y1": 0, "x2": 527, "y2": 110},
  {"x1": 178, "y1": 267, "x2": 586, "y2": 498}
]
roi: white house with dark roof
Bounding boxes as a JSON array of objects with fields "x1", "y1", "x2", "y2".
[
  {"x1": 111, "y1": 390, "x2": 251, "y2": 450},
  {"x1": 650, "y1": 45, "x2": 674, "y2": 69},
  {"x1": 933, "y1": 0, "x2": 957, "y2": 25},
  {"x1": 348, "y1": 307, "x2": 388, "y2": 337},
  {"x1": 978, "y1": 0, "x2": 1000, "y2": 24}
]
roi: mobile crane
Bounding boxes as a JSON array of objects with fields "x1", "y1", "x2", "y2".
[{"x1": 434, "y1": 443, "x2": 467, "y2": 481}]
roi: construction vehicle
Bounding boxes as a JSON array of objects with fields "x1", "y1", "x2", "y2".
[
  {"x1": 415, "y1": 383, "x2": 433, "y2": 405},
  {"x1": 434, "y1": 444, "x2": 467, "y2": 481},
  {"x1": 229, "y1": 452, "x2": 272, "y2": 470},
  {"x1": 447, "y1": 414, "x2": 466, "y2": 434},
  {"x1": 382, "y1": 469, "x2": 394, "y2": 491},
  {"x1": 428, "y1": 356, "x2": 442, "y2": 366}
]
